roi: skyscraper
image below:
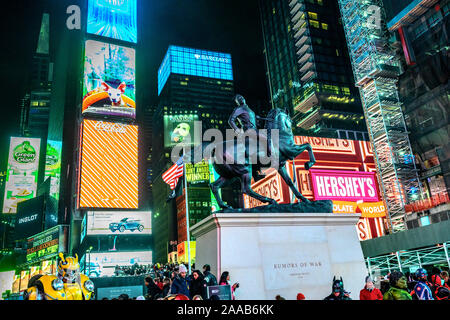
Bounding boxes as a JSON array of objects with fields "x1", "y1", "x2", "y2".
[
  {"x1": 20, "y1": 13, "x2": 53, "y2": 140},
  {"x1": 259, "y1": 0, "x2": 367, "y2": 139},
  {"x1": 152, "y1": 45, "x2": 237, "y2": 263}
]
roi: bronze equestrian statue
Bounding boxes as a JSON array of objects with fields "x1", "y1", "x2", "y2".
[{"x1": 181, "y1": 94, "x2": 316, "y2": 211}]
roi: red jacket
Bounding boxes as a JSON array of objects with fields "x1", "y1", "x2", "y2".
[{"x1": 360, "y1": 287, "x2": 383, "y2": 300}]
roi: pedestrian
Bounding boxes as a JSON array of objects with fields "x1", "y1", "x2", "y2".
[
  {"x1": 145, "y1": 276, "x2": 162, "y2": 300},
  {"x1": 430, "y1": 273, "x2": 450, "y2": 300},
  {"x1": 170, "y1": 264, "x2": 191, "y2": 298},
  {"x1": 219, "y1": 271, "x2": 239, "y2": 300},
  {"x1": 190, "y1": 270, "x2": 208, "y2": 300},
  {"x1": 203, "y1": 264, "x2": 218, "y2": 286},
  {"x1": 323, "y1": 277, "x2": 352, "y2": 300},
  {"x1": 162, "y1": 277, "x2": 171, "y2": 298},
  {"x1": 441, "y1": 271, "x2": 449, "y2": 288},
  {"x1": 411, "y1": 268, "x2": 434, "y2": 300},
  {"x1": 296, "y1": 293, "x2": 305, "y2": 300},
  {"x1": 359, "y1": 276, "x2": 383, "y2": 300}
]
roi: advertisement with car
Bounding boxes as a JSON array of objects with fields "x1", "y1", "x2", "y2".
[{"x1": 86, "y1": 211, "x2": 152, "y2": 235}]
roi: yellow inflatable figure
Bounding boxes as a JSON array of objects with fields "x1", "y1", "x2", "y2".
[{"x1": 24, "y1": 252, "x2": 94, "y2": 300}]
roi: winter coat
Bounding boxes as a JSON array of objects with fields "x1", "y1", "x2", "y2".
[
  {"x1": 360, "y1": 287, "x2": 383, "y2": 300},
  {"x1": 190, "y1": 273, "x2": 208, "y2": 300},
  {"x1": 203, "y1": 271, "x2": 218, "y2": 287}
]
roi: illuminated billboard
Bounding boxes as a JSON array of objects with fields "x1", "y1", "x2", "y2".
[
  {"x1": 244, "y1": 136, "x2": 386, "y2": 241},
  {"x1": 83, "y1": 40, "x2": 136, "y2": 119},
  {"x1": 158, "y1": 46, "x2": 233, "y2": 95},
  {"x1": 85, "y1": 211, "x2": 151, "y2": 235},
  {"x1": 3, "y1": 137, "x2": 41, "y2": 214},
  {"x1": 78, "y1": 119, "x2": 138, "y2": 209},
  {"x1": 45, "y1": 140, "x2": 62, "y2": 200},
  {"x1": 87, "y1": 0, "x2": 137, "y2": 43},
  {"x1": 81, "y1": 251, "x2": 152, "y2": 277},
  {"x1": 164, "y1": 114, "x2": 200, "y2": 148},
  {"x1": 310, "y1": 169, "x2": 379, "y2": 202},
  {"x1": 26, "y1": 225, "x2": 68, "y2": 265}
]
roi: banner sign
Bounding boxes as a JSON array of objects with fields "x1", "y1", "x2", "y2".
[
  {"x1": 332, "y1": 200, "x2": 386, "y2": 218},
  {"x1": 3, "y1": 137, "x2": 41, "y2": 214},
  {"x1": 26, "y1": 225, "x2": 68, "y2": 265}
]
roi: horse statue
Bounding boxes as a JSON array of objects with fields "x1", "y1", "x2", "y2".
[{"x1": 181, "y1": 107, "x2": 316, "y2": 211}]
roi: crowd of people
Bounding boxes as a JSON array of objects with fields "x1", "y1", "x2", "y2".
[
  {"x1": 103, "y1": 263, "x2": 449, "y2": 300},
  {"x1": 105, "y1": 262, "x2": 237, "y2": 300}
]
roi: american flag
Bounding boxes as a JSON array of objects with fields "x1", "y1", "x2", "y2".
[{"x1": 162, "y1": 157, "x2": 184, "y2": 190}]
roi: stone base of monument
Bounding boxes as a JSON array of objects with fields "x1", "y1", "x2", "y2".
[{"x1": 190, "y1": 212, "x2": 368, "y2": 300}]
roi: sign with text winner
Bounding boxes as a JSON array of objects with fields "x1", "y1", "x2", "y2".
[{"x1": 78, "y1": 119, "x2": 138, "y2": 209}]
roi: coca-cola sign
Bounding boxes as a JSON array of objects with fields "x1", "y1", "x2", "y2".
[{"x1": 93, "y1": 121, "x2": 128, "y2": 134}]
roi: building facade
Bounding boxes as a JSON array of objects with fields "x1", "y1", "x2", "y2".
[
  {"x1": 152, "y1": 45, "x2": 238, "y2": 263},
  {"x1": 259, "y1": 0, "x2": 367, "y2": 138}
]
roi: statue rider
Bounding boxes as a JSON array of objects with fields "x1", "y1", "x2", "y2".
[{"x1": 228, "y1": 94, "x2": 271, "y2": 182}]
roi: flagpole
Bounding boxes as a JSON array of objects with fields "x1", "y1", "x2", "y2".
[{"x1": 183, "y1": 147, "x2": 192, "y2": 275}]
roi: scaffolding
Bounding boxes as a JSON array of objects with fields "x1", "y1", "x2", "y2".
[
  {"x1": 338, "y1": 0, "x2": 423, "y2": 232},
  {"x1": 366, "y1": 242, "x2": 450, "y2": 278}
]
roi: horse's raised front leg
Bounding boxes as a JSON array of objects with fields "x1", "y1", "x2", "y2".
[
  {"x1": 278, "y1": 165, "x2": 310, "y2": 203},
  {"x1": 303, "y1": 143, "x2": 316, "y2": 170}
]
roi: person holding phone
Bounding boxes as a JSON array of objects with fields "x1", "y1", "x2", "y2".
[{"x1": 219, "y1": 271, "x2": 239, "y2": 300}]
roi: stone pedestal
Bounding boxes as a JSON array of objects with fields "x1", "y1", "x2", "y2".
[{"x1": 190, "y1": 212, "x2": 368, "y2": 300}]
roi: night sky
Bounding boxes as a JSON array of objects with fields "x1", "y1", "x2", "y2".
[{"x1": 0, "y1": 0, "x2": 270, "y2": 170}]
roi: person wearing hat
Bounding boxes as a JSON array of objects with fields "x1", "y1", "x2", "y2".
[
  {"x1": 360, "y1": 275, "x2": 383, "y2": 300},
  {"x1": 170, "y1": 264, "x2": 191, "y2": 299}
]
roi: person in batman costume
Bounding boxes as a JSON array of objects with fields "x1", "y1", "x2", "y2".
[{"x1": 323, "y1": 276, "x2": 352, "y2": 300}]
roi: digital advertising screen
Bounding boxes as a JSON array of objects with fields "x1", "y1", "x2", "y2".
[
  {"x1": 83, "y1": 40, "x2": 136, "y2": 119},
  {"x1": 26, "y1": 225, "x2": 68, "y2": 265},
  {"x1": 163, "y1": 114, "x2": 200, "y2": 148},
  {"x1": 3, "y1": 137, "x2": 41, "y2": 214},
  {"x1": 45, "y1": 140, "x2": 62, "y2": 201},
  {"x1": 29, "y1": 266, "x2": 40, "y2": 279},
  {"x1": 86, "y1": 211, "x2": 151, "y2": 235},
  {"x1": 87, "y1": 0, "x2": 137, "y2": 43},
  {"x1": 81, "y1": 251, "x2": 152, "y2": 277},
  {"x1": 78, "y1": 119, "x2": 139, "y2": 209},
  {"x1": 244, "y1": 136, "x2": 386, "y2": 241}
]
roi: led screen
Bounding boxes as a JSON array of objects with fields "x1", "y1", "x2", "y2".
[
  {"x1": 78, "y1": 119, "x2": 138, "y2": 209},
  {"x1": 87, "y1": 0, "x2": 137, "y2": 43},
  {"x1": 83, "y1": 40, "x2": 136, "y2": 119},
  {"x1": 45, "y1": 140, "x2": 62, "y2": 201},
  {"x1": 158, "y1": 46, "x2": 233, "y2": 95},
  {"x1": 81, "y1": 251, "x2": 152, "y2": 277},
  {"x1": 163, "y1": 114, "x2": 199, "y2": 148},
  {"x1": 3, "y1": 137, "x2": 41, "y2": 214},
  {"x1": 86, "y1": 211, "x2": 151, "y2": 235}
]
